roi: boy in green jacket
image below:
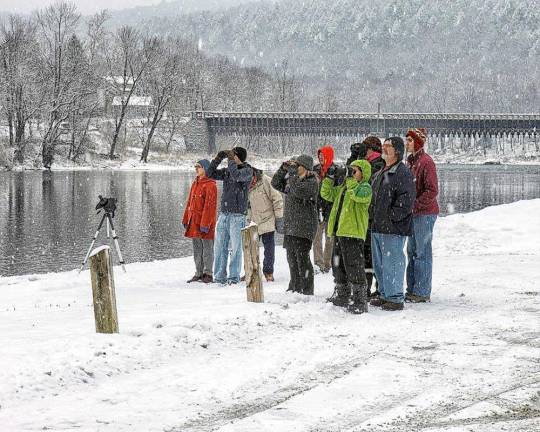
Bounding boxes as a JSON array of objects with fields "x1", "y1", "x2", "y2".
[{"x1": 321, "y1": 159, "x2": 372, "y2": 314}]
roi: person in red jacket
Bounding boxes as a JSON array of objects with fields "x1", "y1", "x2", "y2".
[
  {"x1": 182, "y1": 159, "x2": 217, "y2": 283},
  {"x1": 405, "y1": 128, "x2": 439, "y2": 302}
]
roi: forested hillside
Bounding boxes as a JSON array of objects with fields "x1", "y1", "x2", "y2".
[{"x1": 138, "y1": 0, "x2": 540, "y2": 112}]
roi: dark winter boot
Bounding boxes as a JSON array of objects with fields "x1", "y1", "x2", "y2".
[
  {"x1": 201, "y1": 274, "x2": 213, "y2": 283},
  {"x1": 370, "y1": 296, "x2": 386, "y2": 307},
  {"x1": 303, "y1": 285, "x2": 314, "y2": 296},
  {"x1": 264, "y1": 273, "x2": 275, "y2": 282},
  {"x1": 381, "y1": 301, "x2": 404, "y2": 311},
  {"x1": 326, "y1": 283, "x2": 349, "y2": 307},
  {"x1": 187, "y1": 275, "x2": 202, "y2": 283},
  {"x1": 347, "y1": 283, "x2": 368, "y2": 314},
  {"x1": 405, "y1": 293, "x2": 431, "y2": 303}
]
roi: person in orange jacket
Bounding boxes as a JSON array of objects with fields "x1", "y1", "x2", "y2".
[{"x1": 182, "y1": 159, "x2": 217, "y2": 283}]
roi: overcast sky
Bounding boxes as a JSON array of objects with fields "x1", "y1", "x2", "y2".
[{"x1": 0, "y1": 0, "x2": 162, "y2": 15}]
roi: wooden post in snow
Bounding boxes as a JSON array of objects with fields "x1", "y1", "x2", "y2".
[
  {"x1": 241, "y1": 224, "x2": 264, "y2": 303},
  {"x1": 89, "y1": 246, "x2": 119, "y2": 333}
]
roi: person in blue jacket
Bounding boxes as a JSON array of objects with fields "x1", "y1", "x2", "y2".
[{"x1": 207, "y1": 147, "x2": 253, "y2": 285}]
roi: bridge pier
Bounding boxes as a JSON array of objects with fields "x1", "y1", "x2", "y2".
[
  {"x1": 208, "y1": 129, "x2": 216, "y2": 154},
  {"x1": 185, "y1": 118, "x2": 216, "y2": 154}
]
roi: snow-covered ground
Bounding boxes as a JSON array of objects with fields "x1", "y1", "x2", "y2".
[
  {"x1": 1, "y1": 200, "x2": 539, "y2": 431},
  {"x1": 6, "y1": 152, "x2": 286, "y2": 173},
  {"x1": 3, "y1": 144, "x2": 540, "y2": 173}
]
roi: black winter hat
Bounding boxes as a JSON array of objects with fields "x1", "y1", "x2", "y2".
[
  {"x1": 232, "y1": 146, "x2": 247, "y2": 162},
  {"x1": 386, "y1": 137, "x2": 405, "y2": 158},
  {"x1": 294, "y1": 154, "x2": 314, "y2": 171},
  {"x1": 350, "y1": 142, "x2": 368, "y2": 159}
]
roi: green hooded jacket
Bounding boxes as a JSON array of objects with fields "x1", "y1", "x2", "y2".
[{"x1": 320, "y1": 159, "x2": 372, "y2": 240}]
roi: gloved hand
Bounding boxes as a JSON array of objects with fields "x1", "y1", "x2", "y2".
[
  {"x1": 183, "y1": 223, "x2": 188, "y2": 230},
  {"x1": 200, "y1": 226, "x2": 210, "y2": 234},
  {"x1": 275, "y1": 217, "x2": 284, "y2": 234},
  {"x1": 216, "y1": 150, "x2": 228, "y2": 160},
  {"x1": 350, "y1": 142, "x2": 367, "y2": 160},
  {"x1": 326, "y1": 164, "x2": 337, "y2": 179},
  {"x1": 287, "y1": 164, "x2": 298, "y2": 176}
]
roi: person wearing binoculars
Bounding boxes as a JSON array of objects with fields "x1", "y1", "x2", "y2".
[
  {"x1": 207, "y1": 147, "x2": 253, "y2": 285},
  {"x1": 320, "y1": 159, "x2": 373, "y2": 314},
  {"x1": 271, "y1": 155, "x2": 319, "y2": 295}
]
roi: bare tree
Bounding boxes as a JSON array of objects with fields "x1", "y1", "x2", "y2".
[
  {"x1": 140, "y1": 38, "x2": 184, "y2": 162},
  {"x1": 86, "y1": 10, "x2": 108, "y2": 65},
  {"x1": 273, "y1": 59, "x2": 298, "y2": 112},
  {"x1": 34, "y1": 1, "x2": 81, "y2": 168},
  {"x1": 68, "y1": 11, "x2": 109, "y2": 161},
  {"x1": 64, "y1": 34, "x2": 101, "y2": 161},
  {"x1": 0, "y1": 15, "x2": 39, "y2": 163},
  {"x1": 107, "y1": 26, "x2": 160, "y2": 159},
  {"x1": 243, "y1": 66, "x2": 270, "y2": 111}
]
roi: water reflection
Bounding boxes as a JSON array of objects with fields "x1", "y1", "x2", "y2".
[
  {"x1": 1, "y1": 165, "x2": 539, "y2": 277},
  {"x1": 437, "y1": 165, "x2": 540, "y2": 214}
]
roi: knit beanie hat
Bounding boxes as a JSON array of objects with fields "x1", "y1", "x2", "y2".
[
  {"x1": 294, "y1": 154, "x2": 314, "y2": 171},
  {"x1": 232, "y1": 146, "x2": 247, "y2": 162},
  {"x1": 362, "y1": 135, "x2": 382, "y2": 153},
  {"x1": 197, "y1": 159, "x2": 210, "y2": 174},
  {"x1": 406, "y1": 128, "x2": 427, "y2": 152},
  {"x1": 387, "y1": 137, "x2": 405, "y2": 159}
]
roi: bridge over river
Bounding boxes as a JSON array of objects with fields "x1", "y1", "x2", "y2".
[{"x1": 188, "y1": 111, "x2": 540, "y2": 152}]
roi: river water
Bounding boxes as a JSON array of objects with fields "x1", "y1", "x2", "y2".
[{"x1": 1, "y1": 164, "x2": 540, "y2": 277}]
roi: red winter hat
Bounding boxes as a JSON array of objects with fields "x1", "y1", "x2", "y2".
[{"x1": 406, "y1": 128, "x2": 427, "y2": 152}]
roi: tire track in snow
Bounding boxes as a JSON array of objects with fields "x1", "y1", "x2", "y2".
[
  {"x1": 344, "y1": 374, "x2": 540, "y2": 431},
  {"x1": 165, "y1": 350, "x2": 380, "y2": 432}
]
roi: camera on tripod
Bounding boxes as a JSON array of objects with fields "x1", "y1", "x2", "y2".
[
  {"x1": 96, "y1": 195, "x2": 117, "y2": 218},
  {"x1": 79, "y1": 195, "x2": 125, "y2": 273}
]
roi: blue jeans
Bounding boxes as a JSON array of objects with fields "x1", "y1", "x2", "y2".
[
  {"x1": 260, "y1": 231, "x2": 275, "y2": 274},
  {"x1": 407, "y1": 215, "x2": 437, "y2": 297},
  {"x1": 371, "y1": 233, "x2": 406, "y2": 304},
  {"x1": 214, "y1": 213, "x2": 246, "y2": 284}
]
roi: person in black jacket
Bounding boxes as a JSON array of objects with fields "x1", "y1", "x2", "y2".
[
  {"x1": 369, "y1": 137, "x2": 416, "y2": 311},
  {"x1": 207, "y1": 147, "x2": 253, "y2": 285},
  {"x1": 271, "y1": 154, "x2": 319, "y2": 295}
]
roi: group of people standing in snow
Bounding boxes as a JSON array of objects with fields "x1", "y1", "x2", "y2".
[{"x1": 181, "y1": 127, "x2": 439, "y2": 314}]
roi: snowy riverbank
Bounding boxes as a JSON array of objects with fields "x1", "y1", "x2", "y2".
[
  {"x1": 5, "y1": 153, "x2": 286, "y2": 173},
  {"x1": 3, "y1": 150, "x2": 540, "y2": 173},
  {"x1": 1, "y1": 200, "x2": 539, "y2": 431}
]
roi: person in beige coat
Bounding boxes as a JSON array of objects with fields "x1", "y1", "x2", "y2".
[{"x1": 247, "y1": 167, "x2": 284, "y2": 281}]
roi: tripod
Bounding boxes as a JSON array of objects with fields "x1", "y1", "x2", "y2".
[{"x1": 79, "y1": 211, "x2": 126, "y2": 273}]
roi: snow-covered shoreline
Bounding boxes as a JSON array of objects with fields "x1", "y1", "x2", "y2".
[
  {"x1": 3, "y1": 155, "x2": 286, "y2": 173},
  {"x1": 1, "y1": 200, "x2": 539, "y2": 431},
  {"x1": 2, "y1": 153, "x2": 540, "y2": 173}
]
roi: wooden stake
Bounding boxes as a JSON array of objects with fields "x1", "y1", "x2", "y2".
[
  {"x1": 241, "y1": 224, "x2": 264, "y2": 303},
  {"x1": 89, "y1": 246, "x2": 119, "y2": 333}
]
